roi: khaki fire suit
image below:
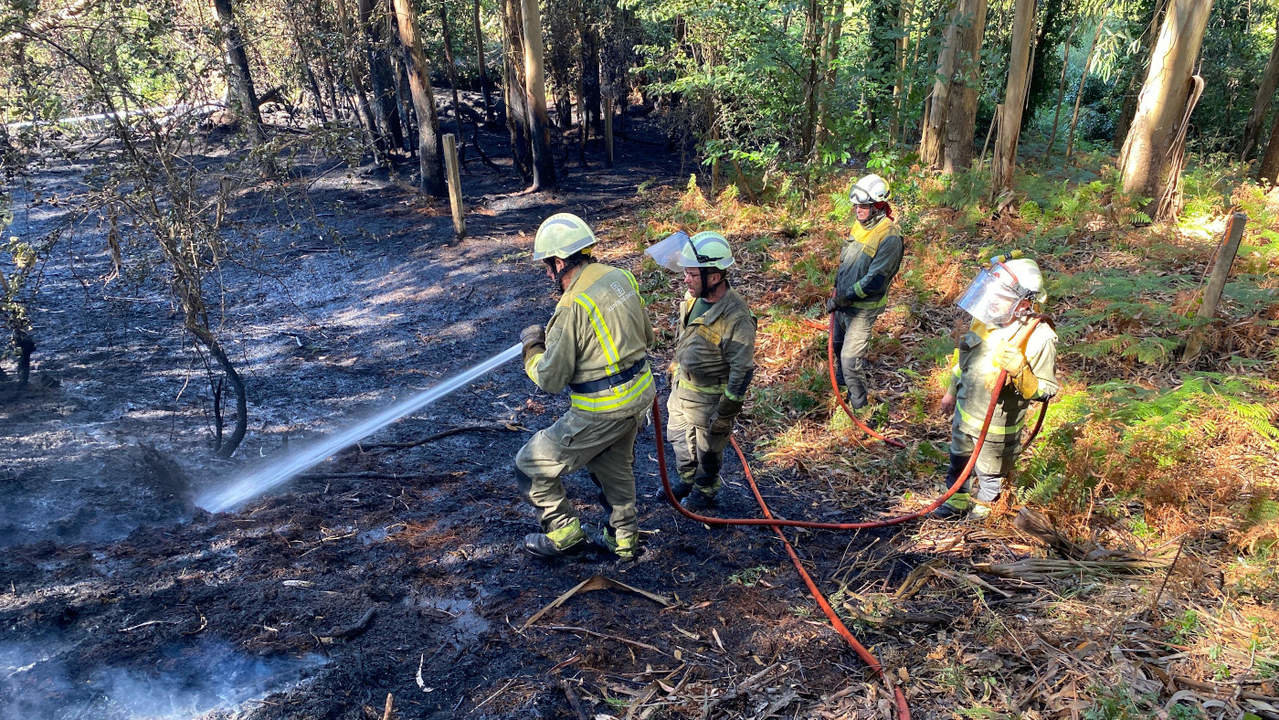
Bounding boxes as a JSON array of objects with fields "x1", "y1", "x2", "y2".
[
  {"x1": 832, "y1": 215, "x2": 904, "y2": 408},
  {"x1": 516, "y1": 262, "x2": 656, "y2": 551},
  {"x1": 944, "y1": 316, "x2": 1059, "y2": 507},
  {"x1": 666, "y1": 288, "x2": 756, "y2": 496}
]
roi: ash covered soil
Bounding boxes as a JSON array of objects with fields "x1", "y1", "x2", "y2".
[{"x1": 1, "y1": 117, "x2": 938, "y2": 719}]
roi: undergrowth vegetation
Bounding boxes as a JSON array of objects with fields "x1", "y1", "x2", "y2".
[{"x1": 610, "y1": 150, "x2": 1279, "y2": 716}]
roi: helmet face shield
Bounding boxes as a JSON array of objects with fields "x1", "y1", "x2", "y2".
[
  {"x1": 644, "y1": 231, "x2": 692, "y2": 272},
  {"x1": 957, "y1": 265, "x2": 1031, "y2": 326},
  {"x1": 645, "y1": 231, "x2": 735, "y2": 272}
]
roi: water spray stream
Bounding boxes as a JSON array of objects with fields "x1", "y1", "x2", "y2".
[{"x1": 196, "y1": 343, "x2": 522, "y2": 513}]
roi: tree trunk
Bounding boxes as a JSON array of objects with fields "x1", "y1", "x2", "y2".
[
  {"x1": 473, "y1": 0, "x2": 494, "y2": 123},
  {"x1": 437, "y1": 2, "x2": 467, "y2": 142},
  {"x1": 521, "y1": 0, "x2": 556, "y2": 189},
  {"x1": 1114, "y1": 0, "x2": 1168, "y2": 150},
  {"x1": 502, "y1": 0, "x2": 533, "y2": 181},
  {"x1": 1118, "y1": 0, "x2": 1213, "y2": 207},
  {"x1": 334, "y1": 0, "x2": 387, "y2": 162},
  {"x1": 580, "y1": 0, "x2": 602, "y2": 133},
  {"x1": 1065, "y1": 19, "x2": 1104, "y2": 159},
  {"x1": 391, "y1": 0, "x2": 446, "y2": 196},
  {"x1": 1022, "y1": 0, "x2": 1065, "y2": 130},
  {"x1": 891, "y1": 0, "x2": 914, "y2": 140},
  {"x1": 991, "y1": 0, "x2": 1035, "y2": 198},
  {"x1": 815, "y1": 0, "x2": 846, "y2": 157},
  {"x1": 1044, "y1": 18, "x2": 1079, "y2": 160},
  {"x1": 360, "y1": 0, "x2": 404, "y2": 151},
  {"x1": 919, "y1": 0, "x2": 988, "y2": 173},
  {"x1": 800, "y1": 0, "x2": 824, "y2": 158},
  {"x1": 209, "y1": 0, "x2": 264, "y2": 144},
  {"x1": 867, "y1": 0, "x2": 898, "y2": 129},
  {"x1": 1240, "y1": 11, "x2": 1279, "y2": 161},
  {"x1": 1259, "y1": 104, "x2": 1279, "y2": 184}
]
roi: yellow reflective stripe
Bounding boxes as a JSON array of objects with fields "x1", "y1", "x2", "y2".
[
  {"x1": 574, "y1": 293, "x2": 621, "y2": 374},
  {"x1": 525, "y1": 351, "x2": 544, "y2": 385},
  {"x1": 677, "y1": 377, "x2": 727, "y2": 395},
  {"x1": 623, "y1": 269, "x2": 639, "y2": 293},
  {"x1": 957, "y1": 404, "x2": 1023, "y2": 435},
  {"x1": 571, "y1": 368, "x2": 653, "y2": 412}
]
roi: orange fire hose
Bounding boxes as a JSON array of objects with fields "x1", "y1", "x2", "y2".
[{"x1": 651, "y1": 316, "x2": 1051, "y2": 718}]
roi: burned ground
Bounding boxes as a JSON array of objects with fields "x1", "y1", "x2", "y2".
[{"x1": 0, "y1": 115, "x2": 952, "y2": 720}]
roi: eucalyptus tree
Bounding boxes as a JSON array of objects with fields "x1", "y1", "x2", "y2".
[{"x1": 1118, "y1": 0, "x2": 1214, "y2": 218}]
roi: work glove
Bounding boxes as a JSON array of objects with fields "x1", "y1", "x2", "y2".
[
  {"x1": 996, "y1": 344, "x2": 1028, "y2": 376},
  {"x1": 825, "y1": 297, "x2": 846, "y2": 314},
  {"x1": 520, "y1": 324, "x2": 546, "y2": 362},
  {"x1": 708, "y1": 395, "x2": 744, "y2": 435}
]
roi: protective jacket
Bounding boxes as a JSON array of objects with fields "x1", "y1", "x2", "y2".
[
  {"x1": 834, "y1": 216, "x2": 904, "y2": 309},
  {"x1": 671, "y1": 288, "x2": 756, "y2": 403},
  {"x1": 525, "y1": 262, "x2": 655, "y2": 418},
  {"x1": 948, "y1": 317, "x2": 1059, "y2": 438}
]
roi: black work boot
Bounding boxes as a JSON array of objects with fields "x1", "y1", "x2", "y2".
[
  {"x1": 522, "y1": 519, "x2": 589, "y2": 559},
  {"x1": 654, "y1": 479, "x2": 694, "y2": 501}
]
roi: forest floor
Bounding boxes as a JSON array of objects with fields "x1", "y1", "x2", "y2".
[{"x1": 2, "y1": 99, "x2": 1278, "y2": 720}]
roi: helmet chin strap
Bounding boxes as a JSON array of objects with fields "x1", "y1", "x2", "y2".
[
  {"x1": 697, "y1": 268, "x2": 727, "y2": 299},
  {"x1": 547, "y1": 258, "x2": 578, "y2": 292}
]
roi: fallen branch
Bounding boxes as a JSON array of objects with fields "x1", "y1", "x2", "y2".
[
  {"x1": 545, "y1": 625, "x2": 666, "y2": 655},
  {"x1": 319, "y1": 607, "x2": 375, "y2": 643},
  {"x1": 360, "y1": 423, "x2": 525, "y2": 453},
  {"x1": 522, "y1": 575, "x2": 673, "y2": 630}
]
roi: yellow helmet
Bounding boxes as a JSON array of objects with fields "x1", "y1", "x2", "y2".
[{"x1": 533, "y1": 213, "x2": 597, "y2": 260}]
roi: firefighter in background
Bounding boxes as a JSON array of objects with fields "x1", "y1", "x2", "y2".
[
  {"x1": 827, "y1": 173, "x2": 905, "y2": 412},
  {"x1": 933, "y1": 256, "x2": 1060, "y2": 519},
  {"x1": 646, "y1": 231, "x2": 756, "y2": 508},
  {"x1": 516, "y1": 213, "x2": 656, "y2": 559}
]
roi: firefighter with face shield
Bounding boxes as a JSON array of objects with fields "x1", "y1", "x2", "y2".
[
  {"x1": 515, "y1": 213, "x2": 656, "y2": 560},
  {"x1": 932, "y1": 257, "x2": 1060, "y2": 519},
  {"x1": 828, "y1": 174, "x2": 905, "y2": 412},
  {"x1": 645, "y1": 230, "x2": 756, "y2": 508}
]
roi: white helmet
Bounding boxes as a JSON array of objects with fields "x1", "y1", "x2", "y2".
[
  {"x1": 533, "y1": 213, "x2": 597, "y2": 260},
  {"x1": 1003, "y1": 258, "x2": 1045, "y2": 303},
  {"x1": 678, "y1": 231, "x2": 735, "y2": 270},
  {"x1": 849, "y1": 174, "x2": 890, "y2": 204}
]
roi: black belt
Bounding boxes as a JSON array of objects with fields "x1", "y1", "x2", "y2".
[{"x1": 569, "y1": 359, "x2": 647, "y2": 394}]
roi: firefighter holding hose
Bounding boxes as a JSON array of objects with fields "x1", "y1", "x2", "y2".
[
  {"x1": 516, "y1": 213, "x2": 656, "y2": 560},
  {"x1": 933, "y1": 256, "x2": 1059, "y2": 519},
  {"x1": 646, "y1": 231, "x2": 756, "y2": 509}
]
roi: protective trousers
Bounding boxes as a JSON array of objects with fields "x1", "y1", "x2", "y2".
[
  {"x1": 831, "y1": 306, "x2": 884, "y2": 409},
  {"x1": 515, "y1": 407, "x2": 643, "y2": 549},
  {"x1": 948, "y1": 424, "x2": 1018, "y2": 506},
  {"x1": 665, "y1": 386, "x2": 730, "y2": 494}
]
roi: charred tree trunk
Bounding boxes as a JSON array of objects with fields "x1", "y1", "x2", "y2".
[
  {"x1": 991, "y1": 0, "x2": 1035, "y2": 198},
  {"x1": 14, "y1": 330, "x2": 33, "y2": 387},
  {"x1": 1240, "y1": 11, "x2": 1279, "y2": 161},
  {"x1": 391, "y1": 0, "x2": 446, "y2": 196},
  {"x1": 919, "y1": 0, "x2": 988, "y2": 173},
  {"x1": 334, "y1": 0, "x2": 387, "y2": 162},
  {"x1": 437, "y1": 2, "x2": 467, "y2": 142},
  {"x1": 521, "y1": 0, "x2": 556, "y2": 189},
  {"x1": 503, "y1": 0, "x2": 533, "y2": 181},
  {"x1": 360, "y1": 0, "x2": 404, "y2": 151},
  {"x1": 473, "y1": 0, "x2": 494, "y2": 123},
  {"x1": 1118, "y1": 0, "x2": 1213, "y2": 211},
  {"x1": 209, "y1": 0, "x2": 264, "y2": 144},
  {"x1": 580, "y1": 0, "x2": 602, "y2": 134}
]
